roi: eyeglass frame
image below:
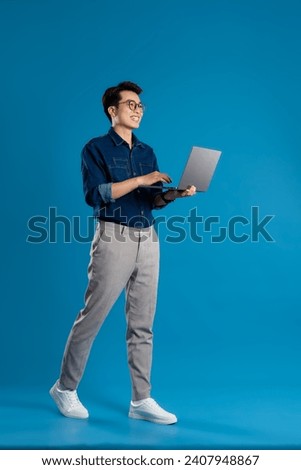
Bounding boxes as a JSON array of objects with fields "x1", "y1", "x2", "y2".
[{"x1": 117, "y1": 99, "x2": 146, "y2": 113}]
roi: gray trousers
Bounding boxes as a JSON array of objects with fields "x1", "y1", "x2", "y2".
[{"x1": 59, "y1": 221, "x2": 159, "y2": 401}]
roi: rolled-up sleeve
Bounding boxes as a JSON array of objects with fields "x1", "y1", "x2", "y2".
[
  {"x1": 81, "y1": 143, "x2": 115, "y2": 208},
  {"x1": 98, "y1": 182, "x2": 115, "y2": 204}
]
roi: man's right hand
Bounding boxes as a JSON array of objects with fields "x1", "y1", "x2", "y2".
[
  {"x1": 137, "y1": 171, "x2": 172, "y2": 186},
  {"x1": 112, "y1": 172, "x2": 171, "y2": 200}
]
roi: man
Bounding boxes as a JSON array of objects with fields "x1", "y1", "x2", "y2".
[{"x1": 50, "y1": 81, "x2": 196, "y2": 425}]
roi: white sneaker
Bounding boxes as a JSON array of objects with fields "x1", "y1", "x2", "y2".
[
  {"x1": 49, "y1": 380, "x2": 89, "y2": 419},
  {"x1": 129, "y1": 398, "x2": 177, "y2": 425}
]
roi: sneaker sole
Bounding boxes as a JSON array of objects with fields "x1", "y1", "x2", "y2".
[
  {"x1": 49, "y1": 386, "x2": 89, "y2": 420},
  {"x1": 128, "y1": 411, "x2": 177, "y2": 425}
]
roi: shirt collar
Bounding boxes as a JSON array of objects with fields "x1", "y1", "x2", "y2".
[{"x1": 108, "y1": 127, "x2": 145, "y2": 148}]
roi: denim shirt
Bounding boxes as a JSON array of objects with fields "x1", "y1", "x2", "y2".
[{"x1": 81, "y1": 127, "x2": 164, "y2": 228}]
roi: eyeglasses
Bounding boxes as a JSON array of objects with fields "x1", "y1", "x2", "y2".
[{"x1": 117, "y1": 99, "x2": 146, "y2": 113}]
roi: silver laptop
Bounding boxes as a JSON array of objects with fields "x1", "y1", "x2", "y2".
[{"x1": 142, "y1": 146, "x2": 222, "y2": 192}]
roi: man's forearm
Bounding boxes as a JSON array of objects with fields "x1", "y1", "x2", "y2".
[
  {"x1": 154, "y1": 192, "x2": 175, "y2": 207},
  {"x1": 111, "y1": 177, "x2": 140, "y2": 199}
]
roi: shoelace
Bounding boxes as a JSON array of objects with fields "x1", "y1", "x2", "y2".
[
  {"x1": 64, "y1": 390, "x2": 81, "y2": 408},
  {"x1": 143, "y1": 398, "x2": 163, "y2": 411}
]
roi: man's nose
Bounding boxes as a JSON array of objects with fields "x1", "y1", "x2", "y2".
[{"x1": 134, "y1": 105, "x2": 142, "y2": 114}]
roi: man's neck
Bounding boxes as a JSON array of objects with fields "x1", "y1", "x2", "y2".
[{"x1": 112, "y1": 125, "x2": 133, "y2": 147}]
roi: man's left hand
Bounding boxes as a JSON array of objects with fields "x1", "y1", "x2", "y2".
[{"x1": 164, "y1": 185, "x2": 197, "y2": 201}]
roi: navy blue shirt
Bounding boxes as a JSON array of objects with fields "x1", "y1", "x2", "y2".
[{"x1": 81, "y1": 127, "x2": 164, "y2": 228}]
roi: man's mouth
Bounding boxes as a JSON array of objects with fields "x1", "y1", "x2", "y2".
[{"x1": 131, "y1": 116, "x2": 140, "y2": 122}]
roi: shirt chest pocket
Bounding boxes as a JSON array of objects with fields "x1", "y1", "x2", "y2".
[
  {"x1": 108, "y1": 157, "x2": 131, "y2": 182},
  {"x1": 139, "y1": 162, "x2": 153, "y2": 176}
]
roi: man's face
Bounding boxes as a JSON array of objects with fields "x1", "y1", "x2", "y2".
[{"x1": 110, "y1": 90, "x2": 144, "y2": 129}]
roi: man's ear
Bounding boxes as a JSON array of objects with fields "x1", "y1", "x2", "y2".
[{"x1": 108, "y1": 106, "x2": 116, "y2": 118}]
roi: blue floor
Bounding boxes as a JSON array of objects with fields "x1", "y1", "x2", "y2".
[{"x1": 1, "y1": 384, "x2": 301, "y2": 449}]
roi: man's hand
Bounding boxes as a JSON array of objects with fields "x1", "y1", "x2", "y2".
[
  {"x1": 112, "y1": 172, "x2": 172, "y2": 200},
  {"x1": 137, "y1": 171, "x2": 172, "y2": 186},
  {"x1": 164, "y1": 185, "x2": 197, "y2": 201}
]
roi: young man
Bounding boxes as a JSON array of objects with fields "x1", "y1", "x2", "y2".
[{"x1": 50, "y1": 81, "x2": 196, "y2": 425}]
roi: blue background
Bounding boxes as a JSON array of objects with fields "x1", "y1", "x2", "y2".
[{"x1": 1, "y1": 0, "x2": 301, "y2": 449}]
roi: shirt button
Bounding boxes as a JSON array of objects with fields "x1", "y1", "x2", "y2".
[
  {"x1": 141, "y1": 210, "x2": 144, "y2": 215},
  {"x1": 137, "y1": 189, "x2": 140, "y2": 193},
  {"x1": 133, "y1": 172, "x2": 137, "y2": 176}
]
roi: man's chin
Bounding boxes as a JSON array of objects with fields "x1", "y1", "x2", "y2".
[{"x1": 128, "y1": 123, "x2": 140, "y2": 130}]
